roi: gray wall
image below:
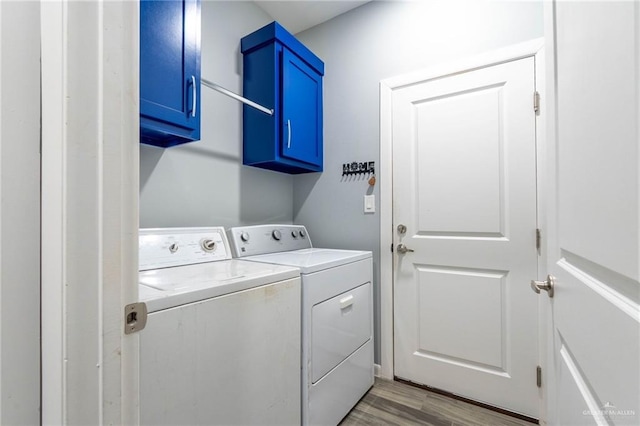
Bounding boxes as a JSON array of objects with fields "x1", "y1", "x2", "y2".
[
  {"x1": 1, "y1": 1, "x2": 41, "y2": 423},
  {"x1": 140, "y1": 1, "x2": 293, "y2": 229},
  {"x1": 294, "y1": 0, "x2": 544, "y2": 362}
]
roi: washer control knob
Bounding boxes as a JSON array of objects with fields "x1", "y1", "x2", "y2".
[
  {"x1": 272, "y1": 230, "x2": 282, "y2": 241},
  {"x1": 240, "y1": 232, "x2": 250, "y2": 242},
  {"x1": 299, "y1": 230, "x2": 306, "y2": 238},
  {"x1": 168, "y1": 243, "x2": 179, "y2": 253},
  {"x1": 291, "y1": 231, "x2": 298, "y2": 238},
  {"x1": 201, "y1": 239, "x2": 216, "y2": 252}
]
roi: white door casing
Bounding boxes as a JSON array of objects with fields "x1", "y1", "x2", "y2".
[
  {"x1": 391, "y1": 55, "x2": 539, "y2": 416},
  {"x1": 543, "y1": 2, "x2": 640, "y2": 425},
  {"x1": 41, "y1": 1, "x2": 140, "y2": 424}
]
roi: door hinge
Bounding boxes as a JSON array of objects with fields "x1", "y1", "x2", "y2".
[
  {"x1": 536, "y1": 365, "x2": 542, "y2": 388},
  {"x1": 391, "y1": 243, "x2": 394, "y2": 253},
  {"x1": 534, "y1": 91, "x2": 541, "y2": 114},
  {"x1": 536, "y1": 228, "x2": 542, "y2": 253},
  {"x1": 124, "y1": 302, "x2": 148, "y2": 335}
]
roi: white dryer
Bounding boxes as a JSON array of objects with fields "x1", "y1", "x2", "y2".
[
  {"x1": 228, "y1": 224, "x2": 374, "y2": 426},
  {"x1": 138, "y1": 227, "x2": 301, "y2": 426}
]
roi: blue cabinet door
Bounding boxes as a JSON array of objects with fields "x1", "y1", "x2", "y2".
[
  {"x1": 140, "y1": 0, "x2": 201, "y2": 147},
  {"x1": 281, "y1": 48, "x2": 323, "y2": 167}
]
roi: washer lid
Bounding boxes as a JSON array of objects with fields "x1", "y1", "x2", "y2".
[
  {"x1": 245, "y1": 248, "x2": 372, "y2": 274},
  {"x1": 139, "y1": 259, "x2": 300, "y2": 312}
]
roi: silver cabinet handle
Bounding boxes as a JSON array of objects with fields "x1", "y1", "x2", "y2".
[
  {"x1": 531, "y1": 275, "x2": 555, "y2": 298},
  {"x1": 396, "y1": 244, "x2": 414, "y2": 254},
  {"x1": 190, "y1": 75, "x2": 196, "y2": 117},
  {"x1": 287, "y1": 119, "x2": 292, "y2": 149}
]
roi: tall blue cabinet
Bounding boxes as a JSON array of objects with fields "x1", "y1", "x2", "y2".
[
  {"x1": 140, "y1": 0, "x2": 201, "y2": 148},
  {"x1": 241, "y1": 22, "x2": 324, "y2": 174}
]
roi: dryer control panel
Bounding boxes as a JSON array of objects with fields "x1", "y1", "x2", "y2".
[
  {"x1": 228, "y1": 224, "x2": 312, "y2": 257},
  {"x1": 139, "y1": 227, "x2": 231, "y2": 271}
]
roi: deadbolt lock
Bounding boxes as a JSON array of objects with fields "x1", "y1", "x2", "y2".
[{"x1": 397, "y1": 224, "x2": 407, "y2": 234}]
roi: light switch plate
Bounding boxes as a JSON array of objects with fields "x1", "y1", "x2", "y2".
[{"x1": 364, "y1": 194, "x2": 375, "y2": 213}]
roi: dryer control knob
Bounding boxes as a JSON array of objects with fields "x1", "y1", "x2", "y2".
[
  {"x1": 272, "y1": 230, "x2": 282, "y2": 241},
  {"x1": 299, "y1": 230, "x2": 306, "y2": 238},
  {"x1": 240, "y1": 232, "x2": 250, "y2": 242},
  {"x1": 201, "y1": 239, "x2": 216, "y2": 252}
]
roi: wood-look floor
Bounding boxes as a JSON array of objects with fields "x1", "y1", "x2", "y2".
[{"x1": 339, "y1": 378, "x2": 537, "y2": 426}]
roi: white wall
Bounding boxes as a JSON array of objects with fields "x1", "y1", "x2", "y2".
[
  {"x1": 0, "y1": 1, "x2": 41, "y2": 423},
  {"x1": 294, "y1": 0, "x2": 544, "y2": 362},
  {"x1": 140, "y1": 1, "x2": 294, "y2": 229}
]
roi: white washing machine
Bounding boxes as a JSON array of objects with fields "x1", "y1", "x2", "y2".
[
  {"x1": 138, "y1": 227, "x2": 302, "y2": 426},
  {"x1": 228, "y1": 224, "x2": 374, "y2": 426}
]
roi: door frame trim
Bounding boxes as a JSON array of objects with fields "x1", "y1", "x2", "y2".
[
  {"x1": 40, "y1": 1, "x2": 140, "y2": 423},
  {"x1": 378, "y1": 37, "x2": 545, "y2": 400}
]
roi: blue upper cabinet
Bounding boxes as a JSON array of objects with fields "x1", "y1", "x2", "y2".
[
  {"x1": 140, "y1": 0, "x2": 201, "y2": 148},
  {"x1": 241, "y1": 22, "x2": 324, "y2": 174}
]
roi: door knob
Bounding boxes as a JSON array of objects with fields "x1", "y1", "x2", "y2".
[
  {"x1": 396, "y1": 243, "x2": 414, "y2": 254},
  {"x1": 531, "y1": 275, "x2": 555, "y2": 298}
]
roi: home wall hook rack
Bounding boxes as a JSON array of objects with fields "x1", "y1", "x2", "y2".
[
  {"x1": 342, "y1": 161, "x2": 375, "y2": 176},
  {"x1": 201, "y1": 78, "x2": 274, "y2": 116}
]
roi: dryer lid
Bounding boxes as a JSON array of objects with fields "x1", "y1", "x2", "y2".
[{"x1": 244, "y1": 248, "x2": 371, "y2": 274}]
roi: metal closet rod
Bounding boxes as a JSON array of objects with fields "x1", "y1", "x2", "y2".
[{"x1": 201, "y1": 78, "x2": 274, "y2": 116}]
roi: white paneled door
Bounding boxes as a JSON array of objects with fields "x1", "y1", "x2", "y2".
[
  {"x1": 392, "y1": 55, "x2": 539, "y2": 417},
  {"x1": 544, "y1": 2, "x2": 640, "y2": 425}
]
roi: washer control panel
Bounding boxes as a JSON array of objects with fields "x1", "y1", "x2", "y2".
[
  {"x1": 227, "y1": 224, "x2": 312, "y2": 258},
  {"x1": 139, "y1": 227, "x2": 231, "y2": 271}
]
